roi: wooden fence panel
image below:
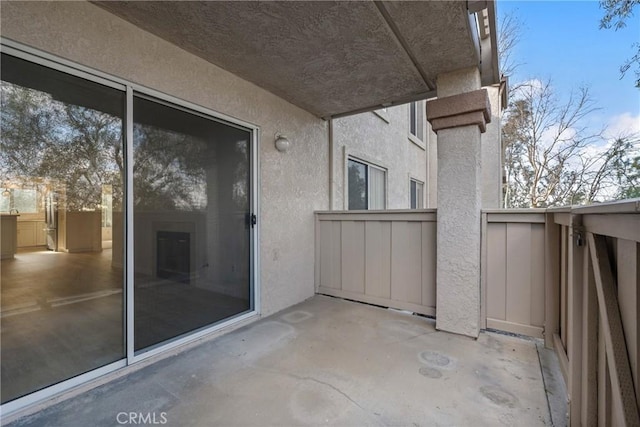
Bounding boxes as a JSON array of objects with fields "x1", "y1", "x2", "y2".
[
  {"x1": 483, "y1": 211, "x2": 546, "y2": 338},
  {"x1": 316, "y1": 210, "x2": 436, "y2": 316}
]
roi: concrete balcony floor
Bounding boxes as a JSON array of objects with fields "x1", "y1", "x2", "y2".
[{"x1": 7, "y1": 295, "x2": 566, "y2": 426}]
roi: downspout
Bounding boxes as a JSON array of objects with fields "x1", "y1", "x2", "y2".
[{"x1": 329, "y1": 118, "x2": 334, "y2": 211}]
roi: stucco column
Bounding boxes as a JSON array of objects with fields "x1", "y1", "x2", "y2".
[{"x1": 426, "y1": 67, "x2": 491, "y2": 338}]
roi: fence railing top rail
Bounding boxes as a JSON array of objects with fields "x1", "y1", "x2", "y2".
[
  {"x1": 315, "y1": 209, "x2": 437, "y2": 215},
  {"x1": 482, "y1": 208, "x2": 548, "y2": 214},
  {"x1": 570, "y1": 198, "x2": 640, "y2": 215}
]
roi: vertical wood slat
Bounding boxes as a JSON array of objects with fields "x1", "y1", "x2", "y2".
[
  {"x1": 530, "y1": 223, "x2": 545, "y2": 327},
  {"x1": 567, "y1": 215, "x2": 584, "y2": 426},
  {"x1": 581, "y1": 241, "x2": 598, "y2": 426},
  {"x1": 486, "y1": 222, "x2": 507, "y2": 321},
  {"x1": 341, "y1": 221, "x2": 365, "y2": 294},
  {"x1": 364, "y1": 221, "x2": 391, "y2": 299},
  {"x1": 616, "y1": 239, "x2": 640, "y2": 411},
  {"x1": 505, "y1": 223, "x2": 532, "y2": 325},
  {"x1": 545, "y1": 213, "x2": 560, "y2": 349},
  {"x1": 588, "y1": 233, "x2": 640, "y2": 427},
  {"x1": 319, "y1": 220, "x2": 341, "y2": 289},
  {"x1": 561, "y1": 225, "x2": 568, "y2": 350},
  {"x1": 390, "y1": 222, "x2": 422, "y2": 304}
]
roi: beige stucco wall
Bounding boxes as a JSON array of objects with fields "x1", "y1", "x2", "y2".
[
  {"x1": 481, "y1": 85, "x2": 503, "y2": 209},
  {"x1": 0, "y1": 1, "x2": 329, "y2": 316},
  {"x1": 332, "y1": 104, "x2": 428, "y2": 210}
]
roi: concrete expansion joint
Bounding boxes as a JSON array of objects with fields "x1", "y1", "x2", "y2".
[{"x1": 426, "y1": 89, "x2": 491, "y2": 133}]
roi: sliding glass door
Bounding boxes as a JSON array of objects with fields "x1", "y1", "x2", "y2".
[
  {"x1": 0, "y1": 54, "x2": 125, "y2": 403},
  {"x1": 132, "y1": 95, "x2": 253, "y2": 352},
  {"x1": 0, "y1": 49, "x2": 255, "y2": 406}
]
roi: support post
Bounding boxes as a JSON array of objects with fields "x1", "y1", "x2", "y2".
[
  {"x1": 426, "y1": 67, "x2": 490, "y2": 338},
  {"x1": 581, "y1": 237, "x2": 598, "y2": 426},
  {"x1": 545, "y1": 212, "x2": 560, "y2": 349},
  {"x1": 567, "y1": 214, "x2": 584, "y2": 426}
]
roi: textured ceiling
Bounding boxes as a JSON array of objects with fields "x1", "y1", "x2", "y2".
[{"x1": 94, "y1": 1, "x2": 487, "y2": 118}]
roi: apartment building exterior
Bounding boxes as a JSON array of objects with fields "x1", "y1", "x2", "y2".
[{"x1": 0, "y1": 0, "x2": 503, "y2": 417}]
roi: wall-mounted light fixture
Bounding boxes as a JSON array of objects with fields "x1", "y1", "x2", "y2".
[
  {"x1": 274, "y1": 134, "x2": 291, "y2": 153},
  {"x1": 2, "y1": 189, "x2": 9, "y2": 198}
]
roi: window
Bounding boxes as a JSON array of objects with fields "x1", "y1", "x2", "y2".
[
  {"x1": 0, "y1": 188, "x2": 38, "y2": 213},
  {"x1": 409, "y1": 101, "x2": 424, "y2": 141},
  {"x1": 348, "y1": 158, "x2": 386, "y2": 210},
  {"x1": 410, "y1": 179, "x2": 424, "y2": 209}
]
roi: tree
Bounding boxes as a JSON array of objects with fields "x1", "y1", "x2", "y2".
[
  {"x1": 1, "y1": 82, "x2": 123, "y2": 212},
  {"x1": 1, "y1": 80, "x2": 219, "y2": 214},
  {"x1": 600, "y1": 0, "x2": 640, "y2": 87},
  {"x1": 498, "y1": 11, "x2": 524, "y2": 80},
  {"x1": 612, "y1": 138, "x2": 640, "y2": 198},
  {"x1": 502, "y1": 80, "x2": 639, "y2": 207}
]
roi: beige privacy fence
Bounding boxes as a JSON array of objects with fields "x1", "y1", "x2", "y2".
[
  {"x1": 481, "y1": 210, "x2": 547, "y2": 338},
  {"x1": 549, "y1": 202, "x2": 640, "y2": 427},
  {"x1": 315, "y1": 201, "x2": 640, "y2": 425},
  {"x1": 315, "y1": 210, "x2": 436, "y2": 317}
]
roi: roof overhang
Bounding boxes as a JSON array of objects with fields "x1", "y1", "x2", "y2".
[{"x1": 93, "y1": 1, "x2": 500, "y2": 119}]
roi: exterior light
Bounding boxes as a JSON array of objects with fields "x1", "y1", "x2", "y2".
[
  {"x1": 2, "y1": 189, "x2": 9, "y2": 197},
  {"x1": 275, "y1": 135, "x2": 291, "y2": 153}
]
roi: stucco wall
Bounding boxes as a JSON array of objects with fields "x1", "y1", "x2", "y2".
[
  {"x1": 0, "y1": 1, "x2": 329, "y2": 316},
  {"x1": 332, "y1": 104, "x2": 428, "y2": 210},
  {"x1": 481, "y1": 85, "x2": 503, "y2": 209}
]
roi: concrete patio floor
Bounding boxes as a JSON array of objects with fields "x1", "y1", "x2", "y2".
[{"x1": 6, "y1": 295, "x2": 566, "y2": 426}]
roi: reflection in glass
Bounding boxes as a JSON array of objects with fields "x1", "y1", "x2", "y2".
[
  {"x1": 348, "y1": 159, "x2": 368, "y2": 210},
  {"x1": 133, "y1": 95, "x2": 252, "y2": 352},
  {"x1": 0, "y1": 54, "x2": 125, "y2": 403}
]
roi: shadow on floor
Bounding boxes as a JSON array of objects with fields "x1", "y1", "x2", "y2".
[{"x1": 5, "y1": 295, "x2": 566, "y2": 427}]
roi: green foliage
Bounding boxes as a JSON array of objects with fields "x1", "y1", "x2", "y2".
[
  {"x1": 1, "y1": 83, "x2": 123, "y2": 211},
  {"x1": 600, "y1": 0, "x2": 640, "y2": 87},
  {"x1": 615, "y1": 151, "x2": 640, "y2": 198},
  {"x1": 600, "y1": 0, "x2": 639, "y2": 29}
]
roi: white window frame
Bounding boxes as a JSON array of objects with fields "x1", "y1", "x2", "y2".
[
  {"x1": 346, "y1": 156, "x2": 387, "y2": 210},
  {"x1": 409, "y1": 178, "x2": 424, "y2": 209},
  {"x1": 408, "y1": 101, "x2": 425, "y2": 149}
]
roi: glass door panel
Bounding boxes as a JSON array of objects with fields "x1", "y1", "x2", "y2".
[
  {"x1": 132, "y1": 95, "x2": 252, "y2": 352},
  {"x1": 0, "y1": 54, "x2": 125, "y2": 403}
]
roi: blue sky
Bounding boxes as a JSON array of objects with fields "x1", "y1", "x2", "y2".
[{"x1": 497, "y1": 0, "x2": 640, "y2": 137}]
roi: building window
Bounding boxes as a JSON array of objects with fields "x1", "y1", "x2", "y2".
[
  {"x1": 410, "y1": 179, "x2": 424, "y2": 209},
  {"x1": 409, "y1": 101, "x2": 424, "y2": 141},
  {"x1": 348, "y1": 158, "x2": 386, "y2": 210}
]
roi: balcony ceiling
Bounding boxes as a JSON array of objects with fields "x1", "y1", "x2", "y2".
[{"x1": 94, "y1": 1, "x2": 498, "y2": 119}]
